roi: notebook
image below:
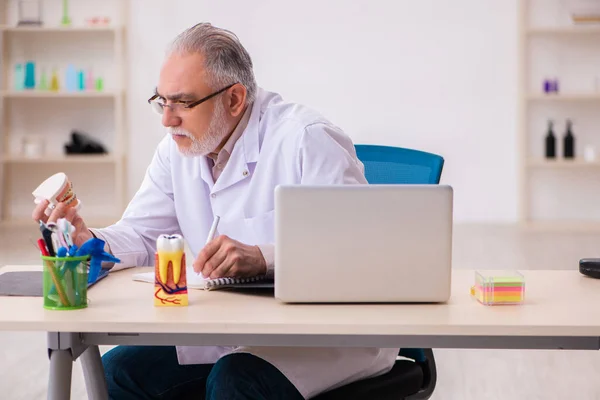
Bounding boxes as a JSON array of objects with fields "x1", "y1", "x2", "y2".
[{"x1": 131, "y1": 266, "x2": 273, "y2": 291}]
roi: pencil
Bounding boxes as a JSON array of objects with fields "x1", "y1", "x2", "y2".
[
  {"x1": 45, "y1": 258, "x2": 71, "y2": 307},
  {"x1": 38, "y1": 239, "x2": 71, "y2": 307}
]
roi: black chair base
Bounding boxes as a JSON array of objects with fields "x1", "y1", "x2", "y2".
[{"x1": 312, "y1": 360, "x2": 424, "y2": 400}]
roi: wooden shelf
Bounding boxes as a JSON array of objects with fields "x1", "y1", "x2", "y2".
[
  {"x1": 1, "y1": 154, "x2": 118, "y2": 164},
  {"x1": 0, "y1": 216, "x2": 121, "y2": 228},
  {"x1": 528, "y1": 159, "x2": 600, "y2": 168},
  {"x1": 520, "y1": 220, "x2": 600, "y2": 233},
  {"x1": 1, "y1": 90, "x2": 120, "y2": 99},
  {"x1": 0, "y1": 1, "x2": 128, "y2": 225},
  {"x1": 0, "y1": 25, "x2": 121, "y2": 33},
  {"x1": 527, "y1": 93, "x2": 600, "y2": 101},
  {"x1": 527, "y1": 26, "x2": 600, "y2": 35}
]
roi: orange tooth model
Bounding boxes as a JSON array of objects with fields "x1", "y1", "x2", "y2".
[{"x1": 154, "y1": 234, "x2": 188, "y2": 306}]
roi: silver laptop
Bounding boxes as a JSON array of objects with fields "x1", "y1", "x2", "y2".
[{"x1": 274, "y1": 185, "x2": 453, "y2": 303}]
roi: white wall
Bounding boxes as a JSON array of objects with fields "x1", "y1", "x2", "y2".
[{"x1": 126, "y1": 0, "x2": 520, "y2": 223}]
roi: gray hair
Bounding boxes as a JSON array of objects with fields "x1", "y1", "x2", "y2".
[{"x1": 168, "y1": 22, "x2": 257, "y2": 104}]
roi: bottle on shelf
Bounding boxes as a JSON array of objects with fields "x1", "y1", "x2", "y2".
[
  {"x1": 543, "y1": 78, "x2": 559, "y2": 94},
  {"x1": 545, "y1": 120, "x2": 556, "y2": 159},
  {"x1": 543, "y1": 78, "x2": 551, "y2": 93},
  {"x1": 78, "y1": 70, "x2": 85, "y2": 91},
  {"x1": 95, "y1": 77, "x2": 104, "y2": 92},
  {"x1": 564, "y1": 119, "x2": 575, "y2": 159},
  {"x1": 86, "y1": 68, "x2": 94, "y2": 91},
  {"x1": 61, "y1": 0, "x2": 72, "y2": 27},
  {"x1": 14, "y1": 63, "x2": 24, "y2": 91},
  {"x1": 50, "y1": 68, "x2": 60, "y2": 92},
  {"x1": 24, "y1": 61, "x2": 36, "y2": 90},
  {"x1": 66, "y1": 64, "x2": 77, "y2": 92},
  {"x1": 39, "y1": 68, "x2": 48, "y2": 91},
  {"x1": 584, "y1": 145, "x2": 596, "y2": 163}
]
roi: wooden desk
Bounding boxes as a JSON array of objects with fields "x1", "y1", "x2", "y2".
[{"x1": 1, "y1": 265, "x2": 600, "y2": 400}]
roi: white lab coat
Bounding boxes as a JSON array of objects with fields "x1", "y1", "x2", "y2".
[{"x1": 96, "y1": 88, "x2": 398, "y2": 399}]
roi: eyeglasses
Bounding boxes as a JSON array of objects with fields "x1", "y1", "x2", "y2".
[{"x1": 147, "y1": 82, "x2": 237, "y2": 115}]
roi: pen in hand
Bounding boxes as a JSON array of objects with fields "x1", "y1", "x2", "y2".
[
  {"x1": 206, "y1": 215, "x2": 221, "y2": 245},
  {"x1": 197, "y1": 215, "x2": 220, "y2": 275}
]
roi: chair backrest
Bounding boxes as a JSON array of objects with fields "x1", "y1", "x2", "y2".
[
  {"x1": 354, "y1": 144, "x2": 444, "y2": 185},
  {"x1": 354, "y1": 144, "x2": 445, "y2": 370}
]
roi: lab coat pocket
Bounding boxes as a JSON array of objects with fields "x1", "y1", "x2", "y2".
[{"x1": 244, "y1": 209, "x2": 275, "y2": 245}]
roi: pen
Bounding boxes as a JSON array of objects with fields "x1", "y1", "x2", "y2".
[
  {"x1": 205, "y1": 215, "x2": 221, "y2": 245},
  {"x1": 39, "y1": 221, "x2": 56, "y2": 257},
  {"x1": 51, "y1": 232, "x2": 62, "y2": 253},
  {"x1": 37, "y1": 238, "x2": 49, "y2": 257},
  {"x1": 197, "y1": 216, "x2": 220, "y2": 276},
  {"x1": 38, "y1": 239, "x2": 71, "y2": 307}
]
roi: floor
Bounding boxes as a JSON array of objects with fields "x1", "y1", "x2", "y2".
[{"x1": 1, "y1": 223, "x2": 600, "y2": 399}]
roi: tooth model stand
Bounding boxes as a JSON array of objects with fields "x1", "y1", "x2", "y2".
[{"x1": 154, "y1": 234, "x2": 188, "y2": 306}]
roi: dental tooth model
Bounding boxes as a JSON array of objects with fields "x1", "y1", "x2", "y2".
[{"x1": 154, "y1": 234, "x2": 188, "y2": 306}]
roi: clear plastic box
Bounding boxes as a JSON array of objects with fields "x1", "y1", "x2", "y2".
[{"x1": 470, "y1": 270, "x2": 525, "y2": 306}]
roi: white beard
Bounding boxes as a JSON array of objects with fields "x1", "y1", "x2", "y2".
[{"x1": 167, "y1": 100, "x2": 227, "y2": 157}]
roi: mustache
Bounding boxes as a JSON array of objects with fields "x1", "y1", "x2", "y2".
[{"x1": 167, "y1": 127, "x2": 193, "y2": 138}]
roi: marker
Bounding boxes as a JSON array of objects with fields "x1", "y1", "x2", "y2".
[
  {"x1": 39, "y1": 220, "x2": 56, "y2": 257},
  {"x1": 205, "y1": 215, "x2": 221, "y2": 245},
  {"x1": 37, "y1": 238, "x2": 50, "y2": 257}
]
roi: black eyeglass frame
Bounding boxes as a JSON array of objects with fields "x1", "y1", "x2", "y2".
[{"x1": 147, "y1": 82, "x2": 238, "y2": 112}]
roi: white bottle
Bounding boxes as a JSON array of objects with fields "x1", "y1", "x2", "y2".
[{"x1": 583, "y1": 145, "x2": 596, "y2": 162}]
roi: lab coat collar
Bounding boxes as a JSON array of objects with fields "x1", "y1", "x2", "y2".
[
  {"x1": 199, "y1": 156, "x2": 215, "y2": 190},
  {"x1": 209, "y1": 90, "x2": 263, "y2": 193},
  {"x1": 241, "y1": 91, "x2": 262, "y2": 164}
]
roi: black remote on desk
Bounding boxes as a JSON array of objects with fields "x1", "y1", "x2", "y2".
[{"x1": 579, "y1": 258, "x2": 600, "y2": 279}]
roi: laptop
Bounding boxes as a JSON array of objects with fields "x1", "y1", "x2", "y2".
[{"x1": 274, "y1": 184, "x2": 453, "y2": 303}]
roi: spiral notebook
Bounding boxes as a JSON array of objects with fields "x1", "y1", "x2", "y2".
[{"x1": 131, "y1": 266, "x2": 273, "y2": 291}]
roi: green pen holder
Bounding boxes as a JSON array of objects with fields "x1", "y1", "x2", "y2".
[{"x1": 42, "y1": 255, "x2": 89, "y2": 310}]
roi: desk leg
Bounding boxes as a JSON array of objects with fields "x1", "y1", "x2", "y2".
[
  {"x1": 48, "y1": 349, "x2": 73, "y2": 400},
  {"x1": 80, "y1": 345, "x2": 108, "y2": 400},
  {"x1": 47, "y1": 332, "x2": 96, "y2": 400}
]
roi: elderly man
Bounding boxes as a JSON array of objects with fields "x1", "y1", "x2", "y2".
[{"x1": 32, "y1": 22, "x2": 398, "y2": 400}]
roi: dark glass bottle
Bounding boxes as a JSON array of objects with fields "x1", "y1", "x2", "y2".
[
  {"x1": 564, "y1": 119, "x2": 575, "y2": 159},
  {"x1": 545, "y1": 120, "x2": 556, "y2": 159}
]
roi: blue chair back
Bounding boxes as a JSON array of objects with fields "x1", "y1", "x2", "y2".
[
  {"x1": 354, "y1": 144, "x2": 445, "y2": 364},
  {"x1": 354, "y1": 144, "x2": 444, "y2": 184}
]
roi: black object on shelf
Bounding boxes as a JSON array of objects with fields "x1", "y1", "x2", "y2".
[
  {"x1": 545, "y1": 120, "x2": 556, "y2": 159},
  {"x1": 563, "y1": 119, "x2": 575, "y2": 159},
  {"x1": 64, "y1": 130, "x2": 108, "y2": 155}
]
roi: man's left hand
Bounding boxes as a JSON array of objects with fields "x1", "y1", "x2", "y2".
[{"x1": 193, "y1": 235, "x2": 267, "y2": 279}]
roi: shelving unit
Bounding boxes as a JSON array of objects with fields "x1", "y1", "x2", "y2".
[
  {"x1": 527, "y1": 26, "x2": 600, "y2": 35},
  {"x1": 518, "y1": 0, "x2": 600, "y2": 231},
  {"x1": 2, "y1": 154, "x2": 116, "y2": 163},
  {"x1": 526, "y1": 93, "x2": 600, "y2": 101},
  {"x1": 528, "y1": 159, "x2": 600, "y2": 168},
  {"x1": 0, "y1": 0, "x2": 127, "y2": 226},
  {"x1": 0, "y1": 25, "x2": 120, "y2": 33},
  {"x1": 1, "y1": 90, "x2": 121, "y2": 98}
]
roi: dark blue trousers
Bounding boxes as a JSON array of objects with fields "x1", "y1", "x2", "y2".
[{"x1": 102, "y1": 346, "x2": 304, "y2": 400}]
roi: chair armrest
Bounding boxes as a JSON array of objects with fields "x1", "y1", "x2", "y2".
[{"x1": 406, "y1": 348, "x2": 437, "y2": 400}]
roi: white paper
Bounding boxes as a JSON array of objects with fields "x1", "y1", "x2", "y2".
[{"x1": 131, "y1": 266, "x2": 208, "y2": 289}]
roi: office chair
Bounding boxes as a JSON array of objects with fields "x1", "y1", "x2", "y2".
[
  {"x1": 313, "y1": 144, "x2": 444, "y2": 400},
  {"x1": 354, "y1": 144, "x2": 444, "y2": 185}
]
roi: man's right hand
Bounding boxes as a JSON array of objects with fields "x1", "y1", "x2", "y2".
[{"x1": 32, "y1": 199, "x2": 93, "y2": 248}]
